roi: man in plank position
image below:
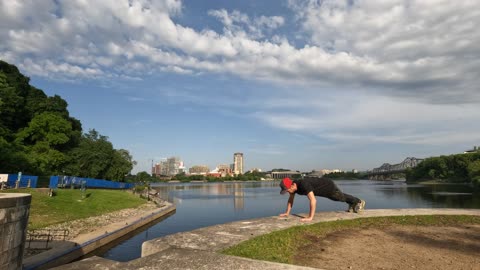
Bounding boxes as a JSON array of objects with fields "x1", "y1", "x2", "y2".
[{"x1": 279, "y1": 177, "x2": 366, "y2": 222}]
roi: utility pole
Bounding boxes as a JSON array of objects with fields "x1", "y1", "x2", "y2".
[{"x1": 151, "y1": 159, "x2": 154, "y2": 176}]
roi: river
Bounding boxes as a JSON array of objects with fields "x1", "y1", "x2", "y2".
[{"x1": 100, "y1": 179, "x2": 480, "y2": 261}]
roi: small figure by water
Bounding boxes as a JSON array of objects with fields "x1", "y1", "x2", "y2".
[{"x1": 279, "y1": 177, "x2": 366, "y2": 222}]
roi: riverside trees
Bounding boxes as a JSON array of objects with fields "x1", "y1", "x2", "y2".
[
  {"x1": 406, "y1": 152, "x2": 480, "y2": 186},
  {"x1": 0, "y1": 60, "x2": 135, "y2": 181}
]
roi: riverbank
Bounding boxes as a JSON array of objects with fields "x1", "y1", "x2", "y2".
[
  {"x1": 161, "y1": 179, "x2": 276, "y2": 184},
  {"x1": 23, "y1": 201, "x2": 160, "y2": 258},
  {"x1": 56, "y1": 208, "x2": 480, "y2": 270},
  {"x1": 1, "y1": 188, "x2": 146, "y2": 229},
  {"x1": 412, "y1": 179, "x2": 473, "y2": 185},
  {"x1": 23, "y1": 197, "x2": 175, "y2": 269},
  {"x1": 224, "y1": 215, "x2": 480, "y2": 269},
  {"x1": 4, "y1": 187, "x2": 177, "y2": 269}
]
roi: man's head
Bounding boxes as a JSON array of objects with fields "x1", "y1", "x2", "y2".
[{"x1": 280, "y1": 177, "x2": 296, "y2": 194}]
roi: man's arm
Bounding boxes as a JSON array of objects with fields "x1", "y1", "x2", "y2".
[
  {"x1": 301, "y1": 191, "x2": 316, "y2": 222},
  {"x1": 279, "y1": 193, "x2": 295, "y2": 217}
]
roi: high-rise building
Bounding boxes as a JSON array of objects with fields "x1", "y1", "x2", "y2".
[
  {"x1": 152, "y1": 157, "x2": 185, "y2": 176},
  {"x1": 233, "y1": 152, "x2": 244, "y2": 175},
  {"x1": 152, "y1": 163, "x2": 162, "y2": 176}
]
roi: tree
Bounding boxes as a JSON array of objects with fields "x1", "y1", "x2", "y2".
[
  {"x1": 244, "y1": 170, "x2": 267, "y2": 180},
  {"x1": 0, "y1": 60, "x2": 136, "y2": 179},
  {"x1": 65, "y1": 129, "x2": 137, "y2": 180},
  {"x1": 66, "y1": 129, "x2": 115, "y2": 179},
  {"x1": 467, "y1": 160, "x2": 480, "y2": 186},
  {"x1": 408, "y1": 152, "x2": 480, "y2": 184},
  {"x1": 0, "y1": 137, "x2": 30, "y2": 173},
  {"x1": 172, "y1": 172, "x2": 187, "y2": 181},
  {"x1": 136, "y1": 171, "x2": 154, "y2": 182},
  {"x1": 25, "y1": 141, "x2": 68, "y2": 175},
  {"x1": 104, "y1": 149, "x2": 136, "y2": 181},
  {"x1": 0, "y1": 71, "x2": 24, "y2": 136},
  {"x1": 16, "y1": 112, "x2": 73, "y2": 147},
  {"x1": 15, "y1": 112, "x2": 74, "y2": 175}
]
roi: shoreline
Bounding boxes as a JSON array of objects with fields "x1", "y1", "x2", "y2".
[
  {"x1": 153, "y1": 179, "x2": 277, "y2": 184},
  {"x1": 23, "y1": 198, "x2": 176, "y2": 270},
  {"x1": 56, "y1": 208, "x2": 480, "y2": 270},
  {"x1": 412, "y1": 179, "x2": 473, "y2": 185}
]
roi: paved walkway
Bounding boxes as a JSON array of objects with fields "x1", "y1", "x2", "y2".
[{"x1": 54, "y1": 208, "x2": 480, "y2": 270}]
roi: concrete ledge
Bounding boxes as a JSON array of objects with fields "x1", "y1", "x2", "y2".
[
  {"x1": 59, "y1": 208, "x2": 480, "y2": 270},
  {"x1": 0, "y1": 193, "x2": 31, "y2": 270},
  {"x1": 23, "y1": 203, "x2": 175, "y2": 270},
  {"x1": 142, "y1": 208, "x2": 480, "y2": 255},
  {"x1": 0, "y1": 193, "x2": 32, "y2": 209}
]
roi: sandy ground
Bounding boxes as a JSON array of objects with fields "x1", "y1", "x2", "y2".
[{"x1": 294, "y1": 224, "x2": 480, "y2": 270}]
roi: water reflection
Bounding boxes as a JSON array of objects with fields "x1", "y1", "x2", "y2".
[
  {"x1": 403, "y1": 183, "x2": 479, "y2": 209},
  {"x1": 151, "y1": 181, "x2": 279, "y2": 211}
]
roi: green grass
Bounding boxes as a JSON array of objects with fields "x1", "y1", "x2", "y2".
[
  {"x1": 222, "y1": 215, "x2": 480, "y2": 264},
  {"x1": 1, "y1": 188, "x2": 146, "y2": 229}
]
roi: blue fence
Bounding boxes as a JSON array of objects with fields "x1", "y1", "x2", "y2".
[
  {"x1": 6, "y1": 174, "x2": 38, "y2": 188},
  {"x1": 49, "y1": 176, "x2": 134, "y2": 189}
]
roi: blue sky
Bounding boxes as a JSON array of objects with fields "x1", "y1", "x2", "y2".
[{"x1": 1, "y1": 0, "x2": 479, "y2": 173}]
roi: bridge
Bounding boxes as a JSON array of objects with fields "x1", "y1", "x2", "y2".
[{"x1": 367, "y1": 157, "x2": 423, "y2": 180}]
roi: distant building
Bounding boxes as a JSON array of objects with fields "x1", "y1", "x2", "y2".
[
  {"x1": 308, "y1": 169, "x2": 342, "y2": 177},
  {"x1": 207, "y1": 172, "x2": 222, "y2": 178},
  {"x1": 206, "y1": 164, "x2": 233, "y2": 177},
  {"x1": 189, "y1": 165, "x2": 210, "y2": 175},
  {"x1": 464, "y1": 146, "x2": 479, "y2": 154},
  {"x1": 152, "y1": 157, "x2": 185, "y2": 176},
  {"x1": 233, "y1": 153, "x2": 244, "y2": 175},
  {"x1": 152, "y1": 163, "x2": 162, "y2": 176},
  {"x1": 216, "y1": 164, "x2": 233, "y2": 177},
  {"x1": 271, "y1": 170, "x2": 301, "y2": 179}
]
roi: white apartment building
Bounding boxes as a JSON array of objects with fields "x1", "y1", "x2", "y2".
[{"x1": 233, "y1": 152, "x2": 244, "y2": 175}]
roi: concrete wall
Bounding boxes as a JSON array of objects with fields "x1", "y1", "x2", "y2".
[{"x1": 0, "y1": 193, "x2": 31, "y2": 270}]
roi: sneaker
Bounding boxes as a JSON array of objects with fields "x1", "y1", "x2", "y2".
[
  {"x1": 346, "y1": 203, "x2": 354, "y2": 213},
  {"x1": 354, "y1": 200, "x2": 366, "y2": 213}
]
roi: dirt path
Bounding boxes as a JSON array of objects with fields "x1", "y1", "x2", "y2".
[{"x1": 294, "y1": 225, "x2": 480, "y2": 270}]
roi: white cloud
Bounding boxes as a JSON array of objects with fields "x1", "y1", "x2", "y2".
[
  {"x1": 2, "y1": 0, "x2": 478, "y2": 104},
  {"x1": 208, "y1": 9, "x2": 285, "y2": 38},
  {"x1": 255, "y1": 15, "x2": 285, "y2": 30},
  {"x1": 286, "y1": 0, "x2": 480, "y2": 102},
  {"x1": 160, "y1": 65, "x2": 193, "y2": 74},
  {"x1": 17, "y1": 58, "x2": 105, "y2": 80},
  {"x1": 1, "y1": 0, "x2": 480, "y2": 151},
  {"x1": 253, "y1": 92, "x2": 480, "y2": 146}
]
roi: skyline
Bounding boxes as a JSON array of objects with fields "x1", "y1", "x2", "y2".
[
  {"x1": 151, "y1": 153, "x2": 419, "y2": 173},
  {"x1": 1, "y1": 0, "x2": 479, "y2": 174}
]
